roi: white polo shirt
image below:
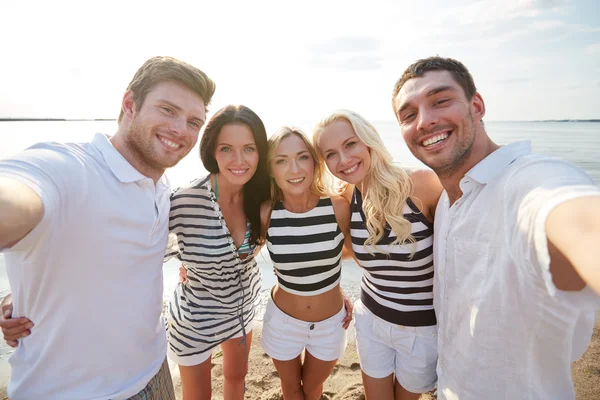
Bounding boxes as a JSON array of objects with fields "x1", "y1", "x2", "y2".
[
  {"x1": 433, "y1": 141, "x2": 600, "y2": 400},
  {"x1": 0, "y1": 134, "x2": 170, "y2": 400}
]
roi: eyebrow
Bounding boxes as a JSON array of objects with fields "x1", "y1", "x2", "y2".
[
  {"x1": 274, "y1": 150, "x2": 310, "y2": 158},
  {"x1": 396, "y1": 85, "x2": 457, "y2": 116},
  {"x1": 158, "y1": 99, "x2": 206, "y2": 123},
  {"x1": 217, "y1": 142, "x2": 257, "y2": 146},
  {"x1": 322, "y1": 137, "x2": 354, "y2": 154}
]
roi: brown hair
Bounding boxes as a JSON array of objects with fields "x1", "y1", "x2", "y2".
[
  {"x1": 392, "y1": 56, "x2": 477, "y2": 103},
  {"x1": 117, "y1": 56, "x2": 216, "y2": 123}
]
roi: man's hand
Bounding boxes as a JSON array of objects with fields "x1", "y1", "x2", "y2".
[
  {"x1": 0, "y1": 294, "x2": 34, "y2": 348},
  {"x1": 341, "y1": 295, "x2": 354, "y2": 329}
]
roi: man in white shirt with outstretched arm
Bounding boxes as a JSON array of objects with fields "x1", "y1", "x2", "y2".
[
  {"x1": 0, "y1": 56, "x2": 215, "y2": 400},
  {"x1": 392, "y1": 56, "x2": 600, "y2": 399}
]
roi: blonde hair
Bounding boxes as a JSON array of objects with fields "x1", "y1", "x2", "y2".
[
  {"x1": 313, "y1": 109, "x2": 415, "y2": 254},
  {"x1": 268, "y1": 127, "x2": 331, "y2": 204}
]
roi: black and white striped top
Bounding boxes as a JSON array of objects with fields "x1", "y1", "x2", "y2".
[
  {"x1": 351, "y1": 188, "x2": 436, "y2": 327},
  {"x1": 164, "y1": 175, "x2": 261, "y2": 359},
  {"x1": 267, "y1": 197, "x2": 344, "y2": 296}
]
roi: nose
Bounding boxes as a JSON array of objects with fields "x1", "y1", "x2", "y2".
[
  {"x1": 234, "y1": 150, "x2": 244, "y2": 165},
  {"x1": 339, "y1": 150, "x2": 350, "y2": 165},
  {"x1": 290, "y1": 159, "x2": 300, "y2": 173},
  {"x1": 170, "y1": 117, "x2": 186, "y2": 136},
  {"x1": 417, "y1": 107, "x2": 438, "y2": 132}
]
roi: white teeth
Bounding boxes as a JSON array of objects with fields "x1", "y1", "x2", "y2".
[
  {"x1": 159, "y1": 136, "x2": 180, "y2": 149},
  {"x1": 423, "y1": 133, "x2": 449, "y2": 147},
  {"x1": 288, "y1": 177, "x2": 305, "y2": 184},
  {"x1": 230, "y1": 169, "x2": 247, "y2": 175},
  {"x1": 343, "y1": 164, "x2": 359, "y2": 174}
]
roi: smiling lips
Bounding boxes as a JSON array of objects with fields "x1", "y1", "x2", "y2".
[
  {"x1": 341, "y1": 162, "x2": 360, "y2": 175},
  {"x1": 229, "y1": 169, "x2": 249, "y2": 176},
  {"x1": 422, "y1": 132, "x2": 449, "y2": 147},
  {"x1": 287, "y1": 177, "x2": 305, "y2": 184},
  {"x1": 158, "y1": 135, "x2": 181, "y2": 150}
]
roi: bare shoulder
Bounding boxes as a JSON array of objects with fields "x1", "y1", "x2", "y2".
[
  {"x1": 330, "y1": 194, "x2": 350, "y2": 209},
  {"x1": 408, "y1": 169, "x2": 443, "y2": 219},
  {"x1": 340, "y1": 183, "x2": 355, "y2": 203},
  {"x1": 330, "y1": 195, "x2": 351, "y2": 234}
]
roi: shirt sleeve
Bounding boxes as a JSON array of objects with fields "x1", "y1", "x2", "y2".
[
  {"x1": 505, "y1": 156, "x2": 600, "y2": 309},
  {"x1": 0, "y1": 142, "x2": 88, "y2": 253}
]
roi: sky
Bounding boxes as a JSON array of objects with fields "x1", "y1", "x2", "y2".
[{"x1": 1, "y1": 0, "x2": 599, "y2": 124}]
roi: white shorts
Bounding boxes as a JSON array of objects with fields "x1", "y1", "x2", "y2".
[
  {"x1": 354, "y1": 300, "x2": 437, "y2": 393},
  {"x1": 167, "y1": 319, "x2": 254, "y2": 367},
  {"x1": 261, "y1": 296, "x2": 348, "y2": 361}
]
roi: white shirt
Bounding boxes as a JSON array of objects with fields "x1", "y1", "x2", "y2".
[
  {"x1": 433, "y1": 141, "x2": 600, "y2": 400},
  {"x1": 0, "y1": 134, "x2": 170, "y2": 400}
]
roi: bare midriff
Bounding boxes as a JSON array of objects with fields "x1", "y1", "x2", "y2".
[{"x1": 271, "y1": 283, "x2": 344, "y2": 322}]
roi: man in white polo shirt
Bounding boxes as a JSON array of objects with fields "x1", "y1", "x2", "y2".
[
  {"x1": 392, "y1": 56, "x2": 600, "y2": 399},
  {"x1": 0, "y1": 56, "x2": 215, "y2": 399}
]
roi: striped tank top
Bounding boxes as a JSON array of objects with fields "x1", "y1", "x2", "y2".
[
  {"x1": 351, "y1": 187, "x2": 436, "y2": 326},
  {"x1": 267, "y1": 197, "x2": 344, "y2": 296}
]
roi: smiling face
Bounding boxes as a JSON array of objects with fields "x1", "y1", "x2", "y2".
[
  {"x1": 270, "y1": 134, "x2": 315, "y2": 197},
  {"x1": 213, "y1": 123, "x2": 260, "y2": 186},
  {"x1": 125, "y1": 81, "x2": 206, "y2": 172},
  {"x1": 393, "y1": 70, "x2": 485, "y2": 176},
  {"x1": 317, "y1": 119, "x2": 371, "y2": 185}
]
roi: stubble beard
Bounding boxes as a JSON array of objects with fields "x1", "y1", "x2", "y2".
[
  {"x1": 126, "y1": 116, "x2": 186, "y2": 175},
  {"x1": 420, "y1": 113, "x2": 476, "y2": 178}
]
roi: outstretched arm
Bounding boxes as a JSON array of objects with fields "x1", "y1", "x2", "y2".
[
  {"x1": 546, "y1": 196, "x2": 600, "y2": 295},
  {"x1": 0, "y1": 178, "x2": 44, "y2": 249}
]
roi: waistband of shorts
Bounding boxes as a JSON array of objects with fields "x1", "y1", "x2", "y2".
[
  {"x1": 266, "y1": 295, "x2": 346, "y2": 329},
  {"x1": 355, "y1": 298, "x2": 437, "y2": 335}
]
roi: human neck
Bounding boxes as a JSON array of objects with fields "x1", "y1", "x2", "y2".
[
  {"x1": 438, "y1": 133, "x2": 499, "y2": 205},
  {"x1": 281, "y1": 191, "x2": 319, "y2": 213},
  {"x1": 110, "y1": 130, "x2": 164, "y2": 185},
  {"x1": 213, "y1": 173, "x2": 244, "y2": 205}
]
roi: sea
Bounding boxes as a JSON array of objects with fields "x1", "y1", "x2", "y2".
[{"x1": 0, "y1": 120, "x2": 599, "y2": 374}]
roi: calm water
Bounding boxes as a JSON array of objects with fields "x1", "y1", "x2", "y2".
[{"x1": 0, "y1": 120, "x2": 599, "y2": 363}]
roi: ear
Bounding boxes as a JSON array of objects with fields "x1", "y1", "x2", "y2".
[
  {"x1": 121, "y1": 90, "x2": 136, "y2": 121},
  {"x1": 471, "y1": 92, "x2": 486, "y2": 122}
]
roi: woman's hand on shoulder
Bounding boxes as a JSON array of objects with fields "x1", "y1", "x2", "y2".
[{"x1": 409, "y1": 169, "x2": 443, "y2": 221}]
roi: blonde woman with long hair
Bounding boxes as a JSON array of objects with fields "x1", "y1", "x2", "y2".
[
  {"x1": 313, "y1": 110, "x2": 443, "y2": 400},
  {"x1": 259, "y1": 127, "x2": 353, "y2": 400}
]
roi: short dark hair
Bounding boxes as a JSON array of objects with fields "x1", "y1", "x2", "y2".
[
  {"x1": 392, "y1": 56, "x2": 477, "y2": 102},
  {"x1": 200, "y1": 105, "x2": 270, "y2": 245},
  {"x1": 118, "y1": 56, "x2": 216, "y2": 123}
]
